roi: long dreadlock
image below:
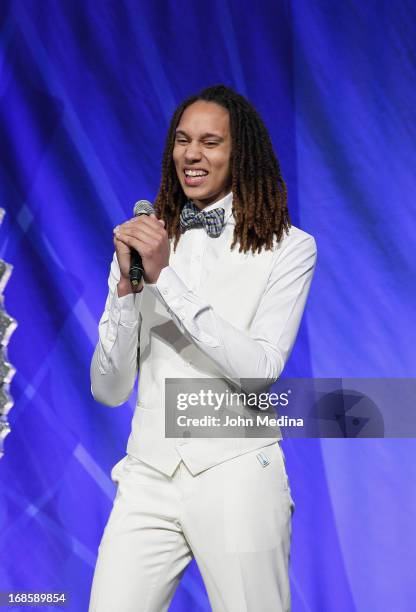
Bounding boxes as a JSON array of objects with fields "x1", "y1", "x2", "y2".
[{"x1": 154, "y1": 84, "x2": 290, "y2": 254}]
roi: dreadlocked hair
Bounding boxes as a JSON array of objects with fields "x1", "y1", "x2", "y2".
[{"x1": 154, "y1": 84, "x2": 291, "y2": 254}]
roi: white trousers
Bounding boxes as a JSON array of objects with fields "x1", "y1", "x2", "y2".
[{"x1": 89, "y1": 441, "x2": 295, "y2": 612}]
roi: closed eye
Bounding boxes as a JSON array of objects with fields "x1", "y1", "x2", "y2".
[{"x1": 175, "y1": 137, "x2": 220, "y2": 146}]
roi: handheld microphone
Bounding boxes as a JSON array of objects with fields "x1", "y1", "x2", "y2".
[{"x1": 129, "y1": 200, "x2": 154, "y2": 287}]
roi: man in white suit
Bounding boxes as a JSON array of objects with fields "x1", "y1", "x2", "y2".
[{"x1": 89, "y1": 84, "x2": 317, "y2": 611}]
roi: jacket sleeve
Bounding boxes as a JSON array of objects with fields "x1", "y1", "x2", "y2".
[{"x1": 90, "y1": 252, "x2": 143, "y2": 406}]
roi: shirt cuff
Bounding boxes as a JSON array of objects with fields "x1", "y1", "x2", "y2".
[
  {"x1": 110, "y1": 286, "x2": 143, "y2": 326},
  {"x1": 146, "y1": 265, "x2": 188, "y2": 306},
  {"x1": 146, "y1": 266, "x2": 221, "y2": 347}
]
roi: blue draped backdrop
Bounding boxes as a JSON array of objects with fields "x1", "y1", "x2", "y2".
[{"x1": 1, "y1": 1, "x2": 415, "y2": 610}]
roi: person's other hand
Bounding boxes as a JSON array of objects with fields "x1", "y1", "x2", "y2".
[{"x1": 113, "y1": 214, "x2": 169, "y2": 285}]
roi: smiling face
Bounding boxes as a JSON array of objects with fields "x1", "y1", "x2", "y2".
[{"x1": 173, "y1": 100, "x2": 232, "y2": 210}]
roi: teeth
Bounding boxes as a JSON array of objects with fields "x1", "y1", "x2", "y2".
[{"x1": 185, "y1": 169, "x2": 208, "y2": 177}]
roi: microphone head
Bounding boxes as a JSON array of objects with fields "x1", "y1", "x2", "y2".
[{"x1": 133, "y1": 200, "x2": 154, "y2": 216}]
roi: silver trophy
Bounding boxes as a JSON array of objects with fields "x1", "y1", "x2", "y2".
[{"x1": 0, "y1": 208, "x2": 17, "y2": 457}]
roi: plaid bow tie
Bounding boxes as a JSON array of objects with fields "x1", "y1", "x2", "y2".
[{"x1": 179, "y1": 201, "x2": 225, "y2": 238}]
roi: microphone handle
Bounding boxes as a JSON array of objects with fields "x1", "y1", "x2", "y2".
[
  {"x1": 129, "y1": 248, "x2": 144, "y2": 287},
  {"x1": 128, "y1": 202, "x2": 153, "y2": 287}
]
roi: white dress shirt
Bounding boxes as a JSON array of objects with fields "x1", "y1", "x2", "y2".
[{"x1": 91, "y1": 191, "x2": 317, "y2": 406}]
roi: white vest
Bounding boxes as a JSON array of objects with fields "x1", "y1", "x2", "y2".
[{"x1": 126, "y1": 229, "x2": 296, "y2": 476}]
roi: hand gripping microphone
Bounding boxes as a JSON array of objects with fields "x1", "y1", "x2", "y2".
[{"x1": 129, "y1": 199, "x2": 154, "y2": 287}]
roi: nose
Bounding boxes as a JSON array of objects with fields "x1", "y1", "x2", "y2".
[{"x1": 184, "y1": 140, "x2": 202, "y2": 162}]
